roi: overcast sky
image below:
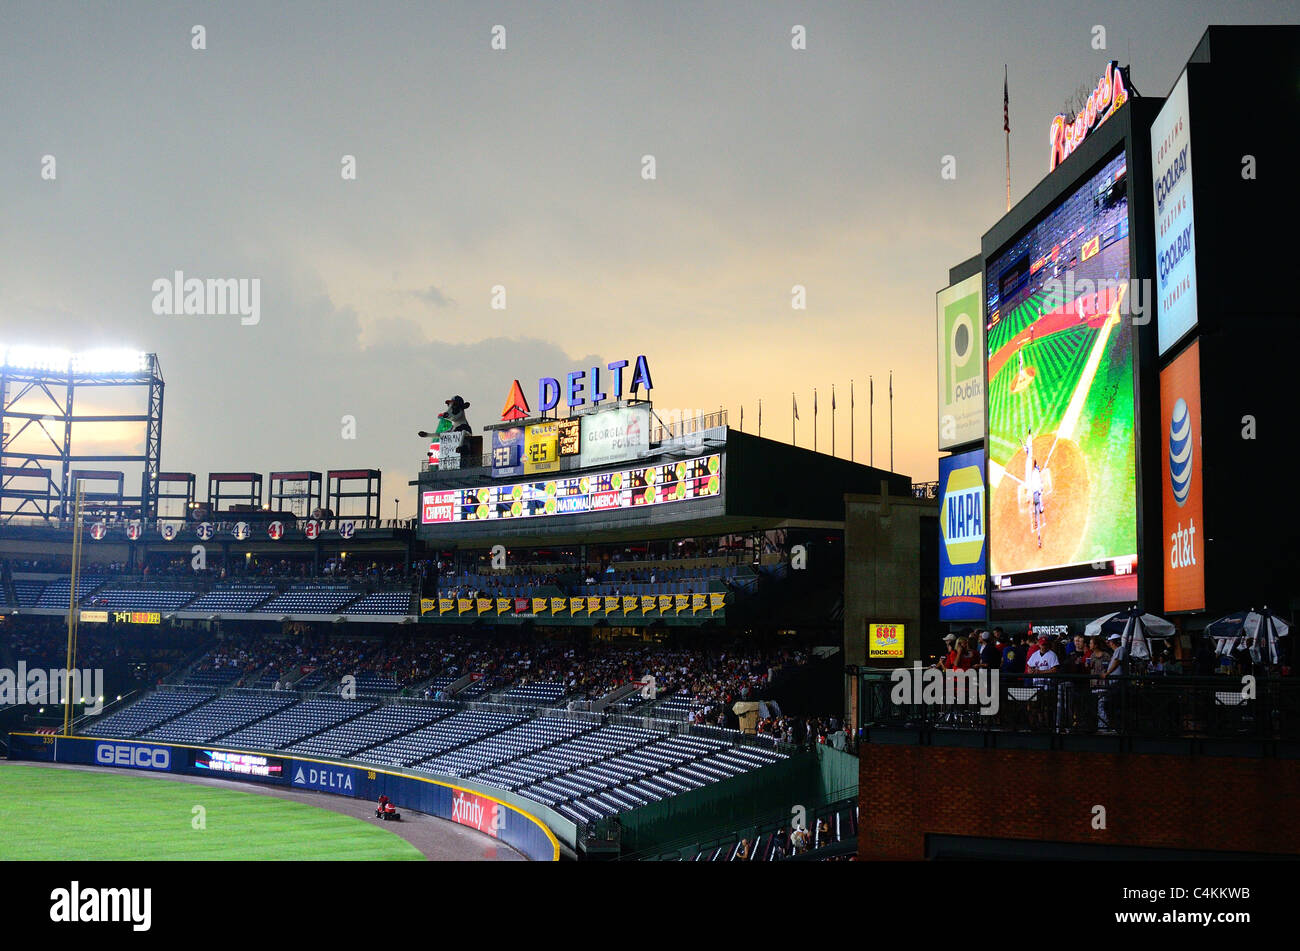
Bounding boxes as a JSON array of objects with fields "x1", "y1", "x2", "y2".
[{"x1": 1, "y1": 1, "x2": 1289, "y2": 514}]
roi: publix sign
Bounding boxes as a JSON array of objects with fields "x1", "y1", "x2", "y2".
[{"x1": 939, "y1": 449, "x2": 987, "y2": 621}]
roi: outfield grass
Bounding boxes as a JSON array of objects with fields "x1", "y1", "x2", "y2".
[{"x1": 0, "y1": 764, "x2": 424, "y2": 860}]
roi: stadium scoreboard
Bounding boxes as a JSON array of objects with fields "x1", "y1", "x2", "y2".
[{"x1": 423, "y1": 453, "x2": 721, "y2": 525}]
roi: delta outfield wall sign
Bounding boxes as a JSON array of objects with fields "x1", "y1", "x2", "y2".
[{"x1": 1048, "y1": 61, "x2": 1129, "y2": 172}]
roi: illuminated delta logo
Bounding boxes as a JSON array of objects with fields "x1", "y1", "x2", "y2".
[
  {"x1": 941, "y1": 465, "x2": 985, "y2": 565},
  {"x1": 1169, "y1": 397, "x2": 1193, "y2": 506}
]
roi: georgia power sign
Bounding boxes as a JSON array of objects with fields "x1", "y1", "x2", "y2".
[{"x1": 939, "y1": 449, "x2": 987, "y2": 621}]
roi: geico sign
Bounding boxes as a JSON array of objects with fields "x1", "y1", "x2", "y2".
[{"x1": 95, "y1": 743, "x2": 170, "y2": 770}]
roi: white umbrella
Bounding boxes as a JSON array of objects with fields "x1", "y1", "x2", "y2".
[
  {"x1": 1206, "y1": 608, "x2": 1290, "y2": 666},
  {"x1": 1084, "y1": 606, "x2": 1174, "y2": 661}
]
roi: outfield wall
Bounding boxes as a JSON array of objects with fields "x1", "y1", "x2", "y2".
[{"x1": 6, "y1": 732, "x2": 561, "y2": 862}]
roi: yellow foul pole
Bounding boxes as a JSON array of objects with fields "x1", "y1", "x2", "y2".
[{"x1": 62, "y1": 481, "x2": 84, "y2": 736}]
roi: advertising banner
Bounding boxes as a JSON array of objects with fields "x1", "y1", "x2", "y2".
[
  {"x1": 939, "y1": 448, "x2": 988, "y2": 621},
  {"x1": 438, "y1": 431, "x2": 465, "y2": 470},
  {"x1": 290, "y1": 762, "x2": 357, "y2": 794},
  {"x1": 450, "y1": 789, "x2": 501, "y2": 838},
  {"x1": 868, "y1": 623, "x2": 905, "y2": 659},
  {"x1": 580, "y1": 405, "x2": 650, "y2": 468},
  {"x1": 524, "y1": 422, "x2": 560, "y2": 474},
  {"x1": 1151, "y1": 70, "x2": 1199, "y2": 356},
  {"x1": 490, "y1": 426, "x2": 525, "y2": 478},
  {"x1": 936, "y1": 273, "x2": 985, "y2": 449},
  {"x1": 1160, "y1": 340, "x2": 1205, "y2": 611}
]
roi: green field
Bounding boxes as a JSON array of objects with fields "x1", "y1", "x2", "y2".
[{"x1": 0, "y1": 764, "x2": 424, "y2": 860}]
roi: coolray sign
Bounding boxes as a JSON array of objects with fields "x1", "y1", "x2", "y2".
[
  {"x1": 580, "y1": 404, "x2": 650, "y2": 468},
  {"x1": 291, "y1": 764, "x2": 355, "y2": 793},
  {"x1": 538, "y1": 356, "x2": 653, "y2": 412},
  {"x1": 938, "y1": 450, "x2": 987, "y2": 621},
  {"x1": 1049, "y1": 61, "x2": 1129, "y2": 171},
  {"x1": 450, "y1": 789, "x2": 501, "y2": 837},
  {"x1": 1150, "y1": 70, "x2": 1199, "y2": 355},
  {"x1": 936, "y1": 274, "x2": 985, "y2": 449},
  {"x1": 1160, "y1": 340, "x2": 1205, "y2": 612},
  {"x1": 94, "y1": 742, "x2": 171, "y2": 771}
]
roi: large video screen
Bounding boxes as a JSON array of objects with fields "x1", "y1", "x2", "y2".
[
  {"x1": 423, "y1": 453, "x2": 721, "y2": 524},
  {"x1": 985, "y1": 151, "x2": 1136, "y2": 591}
]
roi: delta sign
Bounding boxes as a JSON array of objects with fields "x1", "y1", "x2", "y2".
[
  {"x1": 536, "y1": 356, "x2": 653, "y2": 413},
  {"x1": 939, "y1": 449, "x2": 987, "y2": 621}
]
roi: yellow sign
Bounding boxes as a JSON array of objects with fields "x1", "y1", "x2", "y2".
[
  {"x1": 640, "y1": 596, "x2": 656, "y2": 614},
  {"x1": 709, "y1": 593, "x2": 725, "y2": 613},
  {"x1": 569, "y1": 597, "x2": 585, "y2": 615},
  {"x1": 79, "y1": 610, "x2": 109, "y2": 623},
  {"x1": 658, "y1": 595, "x2": 673, "y2": 614},
  {"x1": 674, "y1": 594, "x2": 688, "y2": 614},
  {"x1": 587, "y1": 596, "x2": 602, "y2": 615},
  {"x1": 524, "y1": 422, "x2": 560, "y2": 473},
  {"x1": 496, "y1": 597, "x2": 511, "y2": 615},
  {"x1": 868, "y1": 623, "x2": 906, "y2": 659},
  {"x1": 551, "y1": 597, "x2": 567, "y2": 615},
  {"x1": 604, "y1": 596, "x2": 620, "y2": 614},
  {"x1": 532, "y1": 597, "x2": 548, "y2": 615},
  {"x1": 476, "y1": 598, "x2": 492, "y2": 615},
  {"x1": 439, "y1": 598, "x2": 454, "y2": 615},
  {"x1": 621, "y1": 596, "x2": 637, "y2": 614},
  {"x1": 457, "y1": 598, "x2": 473, "y2": 615},
  {"x1": 691, "y1": 594, "x2": 706, "y2": 614},
  {"x1": 112, "y1": 611, "x2": 160, "y2": 624}
]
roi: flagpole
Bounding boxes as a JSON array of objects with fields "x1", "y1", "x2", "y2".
[
  {"x1": 1004, "y1": 64, "x2": 1012, "y2": 213},
  {"x1": 889, "y1": 370, "x2": 894, "y2": 472},
  {"x1": 869, "y1": 376, "x2": 874, "y2": 466},
  {"x1": 813, "y1": 388, "x2": 817, "y2": 453},
  {"x1": 758, "y1": 398, "x2": 762, "y2": 437},
  {"x1": 850, "y1": 379, "x2": 855, "y2": 462},
  {"x1": 831, "y1": 384, "x2": 836, "y2": 458},
  {"x1": 792, "y1": 392, "x2": 796, "y2": 446}
]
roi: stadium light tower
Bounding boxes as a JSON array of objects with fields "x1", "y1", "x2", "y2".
[{"x1": 0, "y1": 347, "x2": 163, "y2": 526}]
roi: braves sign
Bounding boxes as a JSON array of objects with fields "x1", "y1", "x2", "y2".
[{"x1": 1049, "y1": 61, "x2": 1129, "y2": 171}]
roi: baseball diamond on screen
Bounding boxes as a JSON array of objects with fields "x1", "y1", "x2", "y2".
[{"x1": 984, "y1": 151, "x2": 1137, "y2": 583}]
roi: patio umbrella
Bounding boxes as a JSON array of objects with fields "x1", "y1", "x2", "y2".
[
  {"x1": 1083, "y1": 606, "x2": 1175, "y2": 661},
  {"x1": 1205, "y1": 607, "x2": 1290, "y2": 666}
]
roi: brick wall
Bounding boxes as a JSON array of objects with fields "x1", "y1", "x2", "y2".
[{"x1": 860, "y1": 743, "x2": 1300, "y2": 859}]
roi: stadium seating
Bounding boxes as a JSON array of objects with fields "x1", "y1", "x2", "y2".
[
  {"x1": 342, "y1": 591, "x2": 413, "y2": 615},
  {"x1": 495, "y1": 681, "x2": 569, "y2": 707},
  {"x1": 11, "y1": 578, "x2": 48, "y2": 606},
  {"x1": 221, "y1": 696, "x2": 377, "y2": 749},
  {"x1": 183, "y1": 585, "x2": 278, "y2": 613},
  {"x1": 255, "y1": 585, "x2": 364, "y2": 615},
  {"x1": 363, "y1": 709, "x2": 525, "y2": 768},
  {"x1": 36, "y1": 575, "x2": 106, "y2": 609},
  {"x1": 89, "y1": 689, "x2": 215, "y2": 737},
  {"x1": 286, "y1": 702, "x2": 455, "y2": 759},
  {"x1": 140, "y1": 691, "x2": 300, "y2": 744},
  {"x1": 87, "y1": 585, "x2": 199, "y2": 612}
]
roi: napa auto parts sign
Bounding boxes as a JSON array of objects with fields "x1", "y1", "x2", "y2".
[
  {"x1": 1049, "y1": 61, "x2": 1129, "y2": 171},
  {"x1": 451, "y1": 789, "x2": 501, "y2": 837}
]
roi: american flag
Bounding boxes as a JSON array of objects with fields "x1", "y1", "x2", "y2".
[{"x1": 1003, "y1": 65, "x2": 1010, "y2": 134}]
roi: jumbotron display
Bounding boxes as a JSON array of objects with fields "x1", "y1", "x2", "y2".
[
  {"x1": 422, "y1": 453, "x2": 721, "y2": 524},
  {"x1": 985, "y1": 151, "x2": 1136, "y2": 592}
]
